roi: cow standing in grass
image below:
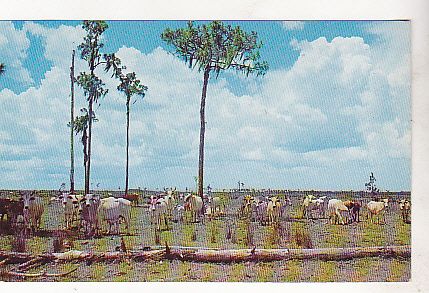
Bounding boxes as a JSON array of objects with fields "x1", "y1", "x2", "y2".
[
  {"x1": 343, "y1": 200, "x2": 361, "y2": 223},
  {"x1": 302, "y1": 194, "x2": 325, "y2": 220},
  {"x1": 208, "y1": 196, "x2": 224, "y2": 218},
  {"x1": 78, "y1": 194, "x2": 100, "y2": 237},
  {"x1": 20, "y1": 191, "x2": 44, "y2": 234},
  {"x1": 327, "y1": 199, "x2": 349, "y2": 225},
  {"x1": 240, "y1": 195, "x2": 254, "y2": 219},
  {"x1": 366, "y1": 198, "x2": 389, "y2": 224},
  {"x1": 399, "y1": 199, "x2": 411, "y2": 223},
  {"x1": 150, "y1": 195, "x2": 169, "y2": 230},
  {"x1": 267, "y1": 197, "x2": 281, "y2": 225},
  {"x1": 184, "y1": 193, "x2": 203, "y2": 223},
  {"x1": 59, "y1": 193, "x2": 80, "y2": 229}
]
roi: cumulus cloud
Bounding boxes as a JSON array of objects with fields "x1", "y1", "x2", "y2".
[
  {"x1": 0, "y1": 21, "x2": 411, "y2": 191},
  {"x1": 0, "y1": 22, "x2": 33, "y2": 89},
  {"x1": 281, "y1": 21, "x2": 305, "y2": 31}
]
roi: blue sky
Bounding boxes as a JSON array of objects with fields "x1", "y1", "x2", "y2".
[{"x1": 0, "y1": 20, "x2": 411, "y2": 191}]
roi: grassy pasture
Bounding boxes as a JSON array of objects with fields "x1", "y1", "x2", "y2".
[{"x1": 0, "y1": 191, "x2": 410, "y2": 282}]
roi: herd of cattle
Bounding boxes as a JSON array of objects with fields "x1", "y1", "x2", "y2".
[{"x1": 0, "y1": 190, "x2": 411, "y2": 239}]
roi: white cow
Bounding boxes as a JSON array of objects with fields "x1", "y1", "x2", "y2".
[
  {"x1": 97, "y1": 197, "x2": 120, "y2": 235},
  {"x1": 115, "y1": 197, "x2": 131, "y2": 234},
  {"x1": 20, "y1": 191, "x2": 44, "y2": 233},
  {"x1": 59, "y1": 193, "x2": 77, "y2": 229},
  {"x1": 366, "y1": 199, "x2": 389, "y2": 224},
  {"x1": 302, "y1": 194, "x2": 322, "y2": 219},
  {"x1": 97, "y1": 197, "x2": 131, "y2": 235},
  {"x1": 79, "y1": 194, "x2": 100, "y2": 236},
  {"x1": 255, "y1": 200, "x2": 268, "y2": 225},
  {"x1": 327, "y1": 199, "x2": 349, "y2": 225},
  {"x1": 150, "y1": 195, "x2": 169, "y2": 230},
  {"x1": 399, "y1": 199, "x2": 411, "y2": 223},
  {"x1": 208, "y1": 196, "x2": 224, "y2": 218},
  {"x1": 267, "y1": 197, "x2": 281, "y2": 225},
  {"x1": 184, "y1": 194, "x2": 203, "y2": 223}
]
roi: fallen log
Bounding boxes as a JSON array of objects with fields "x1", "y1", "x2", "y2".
[
  {"x1": 0, "y1": 245, "x2": 410, "y2": 264},
  {"x1": 1, "y1": 266, "x2": 79, "y2": 278}
]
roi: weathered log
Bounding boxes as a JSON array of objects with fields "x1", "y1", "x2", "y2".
[
  {"x1": 1, "y1": 266, "x2": 79, "y2": 278},
  {"x1": 17, "y1": 256, "x2": 47, "y2": 272},
  {"x1": 0, "y1": 245, "x2": 410, "y2": 264}
]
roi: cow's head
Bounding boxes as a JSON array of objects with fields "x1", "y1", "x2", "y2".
[
  {"x1": 244, "y1": 195, "x2": 254, "y2": 206},
  {"x1": 20, "y1": 191, "x2": 36, "y2": 210},
  {"x1": 59, "y1": 192, "x2": 73, "y2": 207},
  {"x1": 84, "y1": 194, "x2": 98, "y2": 207},
  {"x1": 270, "y1": 197, "x2": 280, "y2": 208},
  {"x1": 150, "y1": 195, "x2": 158, "y2": 211},
  {"x1": 382, "y1": 198, "x2": 389, "y2": 208}
]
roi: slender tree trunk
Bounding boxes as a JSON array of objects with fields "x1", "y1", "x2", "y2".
[
  {"x1": 85, "y1": 97, "x2": 93, "y2": 195},
  {"x1": 125, "y1": 97, "x2": 130, "y2": 197},
  {"x1": 198, "y1": 68, "x2": 210, "y2": 201},
  {"x1": 69, "y1": 50, "x2": 75, "y2": 194},
  {"x1": 85, "y1": 42, "x2": 97, "y2": 195}
]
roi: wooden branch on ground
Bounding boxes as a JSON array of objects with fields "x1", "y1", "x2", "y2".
[
  {"x1": 1, "y1": 266, "x2": 79, "y2": 278},
  {"x1": 17, "y1": 256, "x2": 46, "y2": 272},
  {"x1": 0, "y1": 245, "x2": 410, "y2": 264}
]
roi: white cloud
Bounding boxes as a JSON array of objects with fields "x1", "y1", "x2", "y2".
[
  {"x1": 23, "y1": 22, "x2": 86, "y2": 67},
  {"x1": 0, "y1": 21, "x2": 411, "y2": 191},
  {"x1": 0, "y1": 22, "x2": 33, "y2": 87},
  {"x1": 281, "y1": 21, "x2": 305, "y2": 31}
]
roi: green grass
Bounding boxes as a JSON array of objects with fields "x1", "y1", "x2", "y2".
[
  {"x1": 255, "y1": 262, "x2": 275, "y2": 282},
  {"x1": 350, "y1": 258, "x2": 378, "y2": 282},
  {"x1": 359, "y1": 221, "x2": 388, "y2": 247},
  {"x1": 228, "y1": 263, "x2": 245, "y2": 282},
  {"x1": 387, "y1": 259, "x2": 410, "y2": 282},
  {"x1": 324, "y1": 222, "x2": 349, "y2": 248},
  {"x1": 145, "y1": 260, "x2": 170, "y2": 281},
  {"x1": 181, "y1": 223, "x2": 197, "y2": 246},
  {"x1": 280, "y1": 260, "x2": 302, "y2": 282},
  {"x1": 309, "y1": 261, "x2": 338, "y2": 282}
]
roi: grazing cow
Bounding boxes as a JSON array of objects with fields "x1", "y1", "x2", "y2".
[
  {"x1": 255, "y1": 200, "x2": 268, "y2": 225},
  {"x1": 97, "y1": 197, "x2": 121, "y2": 235},
  {"x1": 59, "y1": 193, "x2": 79, "y2": 229},
  {"x1": 366, "y1": 199, "x2": 389, "y2": 224},
  {"x1": 302, "y1": 194, "x2": 325, "y2": 219},
  {"x1": 0, "y1": 198, "x2": 24, "y2": 232},
  {"x1": 184, "y1": 194, "x2": 203, "y2": 223},
  {"x1": 163, "y1": 188, "x2": 177, "y2": 218},
  {"x1": 208, "y1": 196, "x2": 223, "y2": 218},
  {"x1": 279, "y1": 196, "x2": 293, "y2": 219},
  {"x1": 6, "y1": 199, "x2": 24, "y2": 232},
  {"x1": 0, "y1": 198, "x2": 11, "y2": 222},
  {"x1": 150, "y1": 196, "x2": 169, "y2": 230},
  {"x1": 399, "y1": 199, "x2": 411, "y2": 223},
  {"x1": 96, "y1": 197, "x2": 131, "y2": 235},
  {"x1": 20, "y1": 191, "x2": 44, "y2": 233},
  {"x1": 241, "y1": 195, "x2": 254, "y2": 218},
  {"x1": 115, "y1": 197, "x2": 131, "y2": 234},
  {"x1": 343, "y1": 200, "x2": 362, "y2": 223},
  {"x1": 173, "y1": 204, "x2": 185, "y2": 223},
  {"x1": 327, "y1": 199, "x2": 349, "y2": 225},
  {"x1": 267, "y1": 197, "x2": 281, "y2": 224},
  {"x1": 123, "y1": 193, "x2": 139, "y2": 206},
  {"x1": 79, "y1": 194, "x2": 100, "y2": 237}
]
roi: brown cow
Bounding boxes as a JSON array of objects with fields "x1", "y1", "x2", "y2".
[{"x1": 343, "y1": 200, "x2": 362, "y2": 223}]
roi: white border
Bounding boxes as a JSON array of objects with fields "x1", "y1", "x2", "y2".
[{"x1": 0, "y1": 0, "x2": 428, "y2": 292}]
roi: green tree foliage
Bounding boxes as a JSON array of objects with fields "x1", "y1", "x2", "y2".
[
  {"x1": 69, "y1": 108, "x2": 98, "y2": 169},
  {"x1": 0, "y1": 63, "x2": 5, "y2": 76},
  {"x1": 115, "y1": 71, "x2": 148, "y2": 196},
  {"x1": 161, "y1": 21, "x2": 268, "y2": 199},
  {"x1": 76, "y1": 20, "x2": 123, "y2": 194}
]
